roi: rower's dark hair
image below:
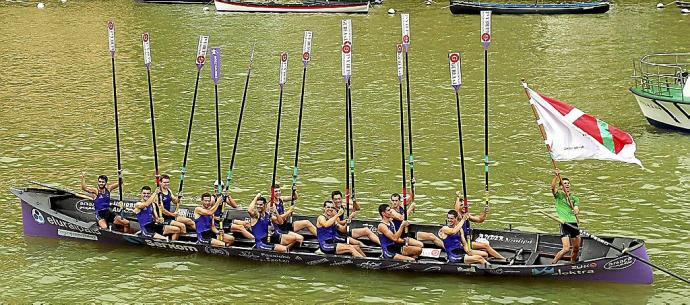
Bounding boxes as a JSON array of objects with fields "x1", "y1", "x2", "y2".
[
  {"x1": 257, "y1": 196, "x2": 267, "y2": 204},
  {"x1": 98, "y1": 175, "x2": 108, "y2": 183},
  {"x1": 390, "y1": 193, "x2": 401, "y2": 200},
  {"x1": 448, "y1": 209, "x2": 459, "y2": 218},
  {"x1": 331, "y1": 190, "x2": 343, "y2": 199},
  {"x1": 141, "y1": 185, "x2": 151, "y2": 192},
  {"x1": 160, "y1": 174, "x2": 170, "y2": 181},
  {"x1": 378, "y1": 204, "x2": 390, "y2": 216},
  {"x1": 562, "y1": 177, "x2": 570, "y2": 183},
  {"x1": 201, "y1": 192, "x2": 211, "y2": 200},
  {"x1": 323, "y1": 200, "x2": 334, "y2": 207}
]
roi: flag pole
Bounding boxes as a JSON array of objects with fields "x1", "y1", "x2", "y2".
[{"x1": 521, "y1": 80, "x2": 579, "y2": 224}]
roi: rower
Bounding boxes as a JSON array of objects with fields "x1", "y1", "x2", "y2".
[
  {"x1": 550, "y1": 174, "x2": 581, "y2": 264},
  {"x1": 331, "y1": 190, "x2": 380, "y2": 246},
  {"x1": 439, "y1": 209, "x2": 489, "y2": 265},
  {"x1": 134, "y1": 186, "x2": 181, "y2": 240},
  {"x1": 156, "y1": 174, "x2": 193, "y2": 233},
  {"x1": 81, "y1": 172, "x2": 130, "y2": 232},
  {"x1": 389, "y1": 193, "x2": 444, "y2": 249},
  {"x1": 194, "y1": 192, "x2": 234, "y2": 247},
  {"x1": 376, "y1": 204, "x2": 422, "y2": 261},
  {"x1": 454, "y1": 191, "x2": 506, "y2": 260},
  {"x1": 248, "y1": 193, "x2": 289, "y2": 253},
  {"x1": 271, "y1": 184, "x2": 317, "y2": 236},
  {"x1": 316, "y1": 200, "x2": 364, "y2": 257},
  {"x1": 212, "y1": 188, "x2": 254, "y2": 241}
]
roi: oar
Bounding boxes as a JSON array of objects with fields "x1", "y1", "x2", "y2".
[
  {"x1": 538, "y1": 210, "x2": 690, "y2": 284},
  {"x1": 224, "y1": 44, "x2": 255, "y2": 193},
  {"x1": 271, "y1": 52, "x2": 288, "y2": 204},
  {"x1": 395, "y1": 43, "x2": 408, "y2": 222},
  {"x1": 401, "y1": 13, "x2": 416, "y2": 200},
  {"x1": 291, "y1": 31, "x2": 312, "y2": 217},
  {"x1": 141, "y1": 32, "x2": 164, "y2": 207},
  {"x1": 107, "y1": 20, "x2": 124, "y2": 208},
  {"x1": 341, "y1": 19, "x2": 352, "y2": 218},
  {"x1": 448, "y1": 52, "x2": 468, "y2": 206},
  {"x1": 481, "y1": 11, "x2": 492, "y2": 209},
  {"x1": 178, "y1": 35, "x2": 209, "y2": 197},
  {"x1": 210, "y1": 47, "x2": 224, "y2": 240}
]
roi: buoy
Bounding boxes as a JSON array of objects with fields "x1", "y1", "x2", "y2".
[
  {"x1": 387, "y1": 8, "x2": 395, "y2": 14},
  {"x1": 682, "y1": 8, "x2": 690, "y2": 13},
  {"x1": 60, "y1": 0, "x2": 67, "y2": 3},
  {"x1": 425, "y1": 0, "x2": 432, "y2": 5},
  {"x1": 37, "y1": 2, "x2": 45, "y2": 8},
  {"x1": 656, "y1": 2, "x2": 664, "y2": 8},
  {"x1": 203, "y1": 6, "x2": 209, "y2": 11}
]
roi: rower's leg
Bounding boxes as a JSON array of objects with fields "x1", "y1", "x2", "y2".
[
  {"x1": 352, "y1": 227, "x2": 380, "y2": 245},
  {"x1": 177, "y1": 216, "x2": 196, "y2": 230},
  {"x1": 470, "y1": 249, "x2": 489, "y2": 258},
  {"x1": 464, "y1": 254, "x2": 487, "y2": 265},
  {"x1": 281, "y1": 232, "x2": 303, "y2": 249},
  {"x1": 222, "y1": 234, "x2": 235, "y2": 246},
  {"x1": 98, "y1": 219, "x2": 108, "y2": 229},
  {"x1": 293, "y1": 220, "x2": 317, "y2": 236},
  {"x1": 552, "y1": 236, "x2": 571, "y2": 264},
  {"x1": 402, "y1": 245, "x2": 422, "y2": 259},
  {"x1": 416, "y1": 231, "x2": 444, "y2": 249},
  {"x1": 164, "y1": 225, "x2": 181, "y2": 241},
  {"x1": 406, "y1": 237, "x2": 424, "y2": 247},
  {"x1": 274, "y1": 244, "x2": 289, "y2": 253},
  {"x1": 231, "y1": 223, "x2": 255, "y2": 240},
  {"x1": 153, "y1": 233, "x2": 166, "y2": 240},
  {"x1": 393, "y1": 253, "x2": 415, "y2": 261},
  {"x1": 571, "y1": 236, "x2": 581, "y2": 262},
  {"x1": 114, "y1": 216, "x2": 130, "y2": 233},
  {"x1": 472, "y1": 242, "x2": 505, "y2": 259},
  {"x1": 353, "y1": 244, "x2": 365, "y2": 257},
  {"x1": 210, "y1": 238, "x2": 225, "y2": 247}
]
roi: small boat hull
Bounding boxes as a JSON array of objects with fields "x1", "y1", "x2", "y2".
[
  {"x1": 630, "y1": 88, "x2": 690, "y2": 132},
  {"x1": 448, "y1": 1, "x2": 610, "y2": 14},
  {"x1": 13, "y1": 186, "x2": 654, "y2": 284},
  {"x1": 676, "y1": 0, "x2": 690, "y2": 8},
  {"x1": 214, "y1": 0, "x2": 370, "y2": 13}
]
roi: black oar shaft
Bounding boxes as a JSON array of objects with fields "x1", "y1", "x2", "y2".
[
  {"x1": 214, "y1": 84, "x2": 221, "y2": 193},
  {"x1": 348, "y1": 82, "x2": 356, "y2": 212},
  {"x1": 292, "y1": 66, "x2": 307, "y2": 204},
  {"x1": 111, "y1": 57, "x2": 123, "y2": 202},
  {"x1": 398, "y1": 81, "x2": 408, "y2": 221},
  {"x1": 271, "y1": 87, "x2": 284, "y2": 203},
  {"x1": 483, "y1": 49, "x2": 489, "y2": 204},
  {"x1": 344, "y1": 81, "x2": 350, "y2": 218},
  {"x1": 455, "y1": 90, "x2": 468, "y2": 201},
  {"x1": 404, "y1": 52, "x2": 416, "y2": 197},
  {"x1": 178, "y1": 69, "x2": 201, "y2": 194},
  {"x1": 145, "y1": 67, "x2": 163, "y2": 206}
]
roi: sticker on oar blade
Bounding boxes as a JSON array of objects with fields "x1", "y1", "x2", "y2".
[
  {"x1": 341, "y1": 19, "x2": 352, "y2": 81},
  {"x1": 481, "y1": 11, "x2": 491, "y2": 50},
  {"x1": 196, "y1": 35, "x2": 209, "y2": 69},
  {"x1": 279, "y1": 52, "x2": 288, "y2": 85},
  {"x1": 449, "y1": 52, "x2": 462, "y2": 90},
  {"x1": 302, "y1": 31, "x2": 312, "y2": 66},
  {"x1": 210, "y1": 47, "x2": 220, "y2": 85},
  {"x1": 107, "y1": 20, "x2": 115, "y2": 57},
  {"x1": 142, "y1": 32, "x2": 152, "y2": 67},
  {"x1": 396, "y1": 44, "x2": 403, "y2": 82},
  {"x1": 401, "y1": 13, "x2": 410, "y2": 51}
]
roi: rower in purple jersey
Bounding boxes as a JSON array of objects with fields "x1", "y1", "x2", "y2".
[
  {"x1": 194, "y1": 192, "x2": 234, "y2": 247},
  {"x1": 155, "y1": 174, "x2": 194, "y2": 232},
  {"x1": 210, "y1": 182, "x2": 253, "y2": 241},
  {"x1": 316, "y1": 200, "x2": 364, "y2": 257},
  {"x1": 247, "y1": 193, "x2": 289, "y2": 253},
  {"x1": 134, "y1": 186, "x2": 180, "y2": 240},
  {"x1": 454, "y1": 191, "x2": 505, "y2": 260},
  {"x1": 388, "y1": 193, "x2": 444, "y2": 249},
  {"x1": 330, "y1": 190, "x2": 380, "y2": 246},
  {"x1": 439, "y1": 209, "x2": 488, "y2": 264},
  {"x1": 376, "y1": 204, "x2": 421, "y2": 261},
  {"x1": 81, "y1": 172, "x2": 129, "y2": 232},
  {"x1": 273, "y1": 184, "x2": 316, "y2": 237}
]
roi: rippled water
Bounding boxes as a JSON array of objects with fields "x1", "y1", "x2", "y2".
[{"x1": 0, "y1": 0, "x2": 689, "y2": 303}]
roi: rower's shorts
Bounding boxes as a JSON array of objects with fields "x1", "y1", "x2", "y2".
[
  {"x1": 256, "y1": 236, "x2": 280, "y2": 251},
  {"x1": 560, "y1": 222, "x2": 580, "y2": 238},
  {"x1": 141, "y1": 223, "x2": 163, "y2": 238},
  {"x1": 96, "y1": 209, "x2": 117, "y2": 225},
  {"x1": 447, "y1": 248, "x2": 466, "y2": 263},
  {"x1": 382, "y1": 243, "x2": 403, "y2": 259},
  {"x1": 320, "y1": 239, "x2": 336, "y2": 254},
  {"x1": 197, "y1": 230, "x2": 216, "y2": 244}
]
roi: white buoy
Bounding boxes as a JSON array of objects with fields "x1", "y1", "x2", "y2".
[
  {"x1": 387, "y1": 8, "x2": 395, "y2": 14},
  {"x1": 203, "y1": 6, "x2": 209, "y2": 11},
  {"x1": 37, "y1": 2, "x2": 45, "y2": 8},
  {"x1": 682, "y1": 8, "x2": 690, "y2": 13},
  {"x1": 425, "y1": 0, "x2": 432, "y2": 5},
  {"x1": 656, "y1": 2, "x2": 664, "y2": 8},
  {"x1": 60, "y1": 0, "x2": 67, "y2": 3}
]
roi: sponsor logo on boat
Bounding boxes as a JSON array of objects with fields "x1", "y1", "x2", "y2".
[
  {"x1": 553, "y1": 269, "x2": 595, "y2": 276},
  {"x1": 239, "y1": 251, "x2": 261, "y2": 260},
  {"x1": 532, "y1": 267, "x2": 555, "y2": 275},
  {"x1": 57, "y1": 228, "x2": 97, "y2": 241},
  {"x1": 422, "y1": 266, "x2": 442, "y2": 272},
  {"x1": 604, "y1": 256, "x2": 635, "y2": 270},
  {"x1": 457, "y1": 266, "x2": 477, "y2": 273},
  {"x1": 46, "y1": 215, "x2": 101, "y2": 235},
  {"x1": 32, "y1": 209, "x2": 45, "y2": 224},
  {"x1": 388, "y1": 263, "x2": 411, "y2": 270},
  {"x1": 204, "y1": 246, "x2": 229, "y2": 256},
  {"x1": 358, "y1": 261, "x2": 382, "y2": 270},
  {"x1": 475, "y1": 233, "x2": 533, "y2": 245},
  {"x1": 76, "y1": 200, "x2": 94, "y2": 213},
  {"x1": 259, "y1": 252, "x2": 291, "y2": 263},
  {"x1": 144, "y1": 239, "x2": 198, "y2": 252},
  {"x1": 488, "y1": 268, "x2": 504, "y2": 275},
  {"x1": 330, "y1": 259, "x2": 353, "y2": 266},
  {"x1": 571, "y1": 262, "x2": 597, "y2": 270},
  {"x1": 307, "y1": 258, "x2": 329, "y2": 265}
]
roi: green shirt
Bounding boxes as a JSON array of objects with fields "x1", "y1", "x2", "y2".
[{"x1": 554, "y1": 191, "x2": 579, "y2": 223}]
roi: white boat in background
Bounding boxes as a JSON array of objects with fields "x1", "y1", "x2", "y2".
[
  {"x1": 630, "y1": 53, "x2": 690, "y2": 132},
  {"x1": 214, "y1": 0, "x2": 370, "y2": 13}
]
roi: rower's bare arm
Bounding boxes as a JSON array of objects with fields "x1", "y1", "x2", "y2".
[
  {"x1": 247, "y1": 193, "x2": 260, "y2": 217},
  {"x1": 454, "y1": 192, "x2": 463, "y2": 212},
  {"x1": 326, "y1": 211, "x2": 343, "y2": 227},
  {"x1": 377, "y1": 223, "x2": 399, "y2": 242},
  {"x1": 107, "y1": 180, "x2": 120, "y2": 192},
  {"x1": 390, "y1": 209, "x2": 404, "y2": 221},
  {"x1": 393, "y1": 221, "x2": 409, "y2": 242},
  {"x1": 408, "y1": 202, "x2": 417, "y2": 214},
  {"x1": 80, "y1": 173, "x2": 97, "y2": 195},
  {"x1": 551, "y1": 175, "x2": 559, "y2": 195},
  {"x1": 460, "y1": 230, "x2": 472, "y2": 253},
  {"x1": 352, "y1": 200, "x2": 360, "y2": 211},
  {"x1": 225, "y1": 193, "x2": 239, "y2": 208},
  {"x1": 470, "y1": 213, "x2": 485, "y2": 223}
]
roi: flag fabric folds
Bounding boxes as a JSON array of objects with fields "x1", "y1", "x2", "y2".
[{"x1": 525, "y1": 85, "x2": 643, "y2": 167}]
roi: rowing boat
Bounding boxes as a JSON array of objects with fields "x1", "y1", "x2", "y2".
[
  {"x1": 676, "y1": 0, "x2": 690, "y2": 8},
  {"x1": 448, "y1": 1, "x2": 610, "y2": 14},
  {"x1": 12, "y1": 184, "x2": 654, "y2": 284},
  {"x1": 214, "y1": 0, "x2": 370, "y2": 13}
]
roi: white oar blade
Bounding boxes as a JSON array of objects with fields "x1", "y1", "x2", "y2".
[
  {"x1": 302, "y1": 31, "x2": 312, "y2": 67},
  {"x1": 142, "y1": 32, "x2": 152, "y2": 67},
  {"x1": 341, "y1": 19, "x2": 352, "y2": 82},
  {"x1": 196, "y1": 35, "x2": 209, "y2": 70},
  {"x1": 448, "y1": 52, "x2": 462, "y2": 90},
  {"x1": 401, "y1": 13, "x2": 410, "y2": 51},
  {"x1": 279, "y1": 52, "x2": 288, "y2": 85},
  {"x1": 481, "y1": 11, "x2": 492, "y2": 50},
  {"x1": 396, "y1": 44, "x2": 403, "y2": 82},
  {"x1": 107, "y1": 20, "x2": 115, "y2": 58}
]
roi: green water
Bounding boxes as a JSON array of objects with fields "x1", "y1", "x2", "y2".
[{"x1": 1, "y1": 0, "x2": 689, "y2": 303}]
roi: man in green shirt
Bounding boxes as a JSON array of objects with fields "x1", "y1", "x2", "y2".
[{"x1": 551, "y1": 174, "x2": 581, "y2": 264}]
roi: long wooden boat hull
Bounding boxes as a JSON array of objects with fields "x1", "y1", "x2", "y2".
[
  {"x1": 138, "y1": 0, "x2": 208, "y2": 4},
  {"x1": 214, "y1": 0, "x2": 369, "y2": 13},
  {"x1": 629, "y1": 87, "x2": 690, "y2": 132},
  {"x1": 12, "y1": 186, "x2": 654, "y2": 284},
  {"x1": 449, "y1": 1, "x2": 610, "y2": 14},
  {"x1": 676, "y1": 1, "x2": 690, "y2": 8}
]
